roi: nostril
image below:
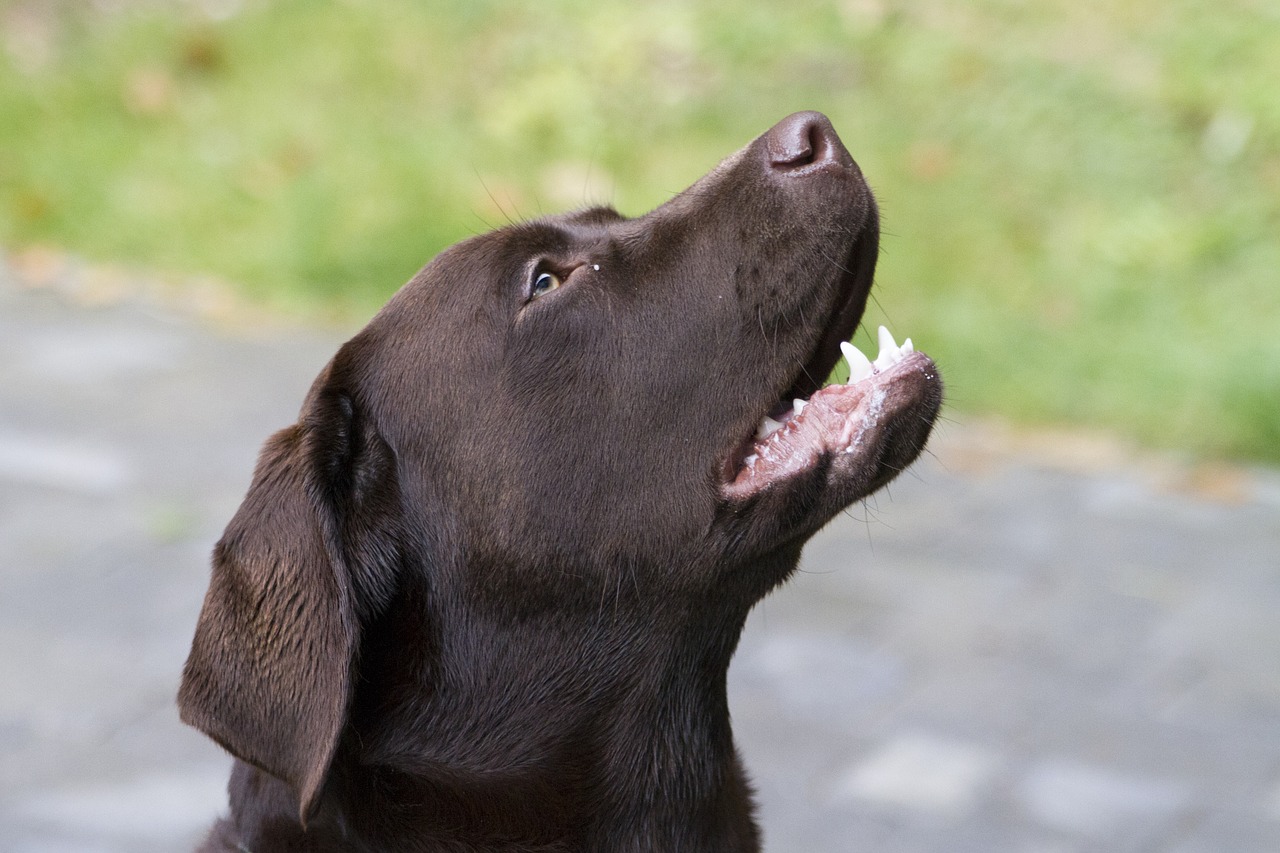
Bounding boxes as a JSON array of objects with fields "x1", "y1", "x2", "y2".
[
  {"x1": 766, "y1": 111, "x2": 854, "y2": 172},
  {"x1": 768, "y1": 113, "x2": 819, "y2": 168}
]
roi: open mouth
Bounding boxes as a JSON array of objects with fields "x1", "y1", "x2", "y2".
[{"x1": 722, "y1": 326, "x2": 937, "y2": 499}]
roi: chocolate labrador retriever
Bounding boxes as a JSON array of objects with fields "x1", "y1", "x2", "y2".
[{"x1": 180, "y1": 111, "x2": 942, "y2": 852}]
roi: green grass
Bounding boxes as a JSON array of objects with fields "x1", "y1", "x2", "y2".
[{"x1": 2, "y1": 0, "x2": 1277, "y2": 462}]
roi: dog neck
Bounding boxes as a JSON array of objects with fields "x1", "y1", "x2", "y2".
[
  {"x1": 334, "y1": 590, "x2": 763, "y2": 851},
  {"x1": 214, "y1": 647, "x2": 763, "y2": 852}
]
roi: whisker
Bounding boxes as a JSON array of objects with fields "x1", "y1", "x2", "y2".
[{"x1": 473, "y1": 167, "x2": 520, "y2": 227}]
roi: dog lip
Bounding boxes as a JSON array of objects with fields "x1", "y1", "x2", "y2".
[
  {"x1": 786, "y1": 210, "x2": 880, "y2": 402},
  {"x1": 717, "y1": 190, "x2": 881, "y2": 493},
  {"x1": 722, "y1": 350, "x2": 939, "y2": 499}
]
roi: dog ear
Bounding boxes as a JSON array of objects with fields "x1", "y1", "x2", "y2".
[{"x1": 178, "y1": 357, "x2": 400, "y2": 824}]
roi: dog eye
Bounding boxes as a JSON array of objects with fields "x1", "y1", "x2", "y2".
[{"x1": 531, "y1": 271, "x2": 562, "y2": 298}]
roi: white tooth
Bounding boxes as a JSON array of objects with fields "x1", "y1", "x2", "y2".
[
  {"x1": 756, "y1": 416, "x2": 784, "y2": 439},
  {"x1": 744, "y1": 453, "x2": 759, "y2": 468},
  {"x1": 792, "y1": 398, "x2": 807, "y2": 415},
  {"x1": 874, "y1": 325, "x2": 901, "y2": 370},
  {"x1": 840, "y1": 341, "x2": 874, "y2": 383},
  {"x1": 901, "y1": 337, "x2": 914, "y2": 355}
]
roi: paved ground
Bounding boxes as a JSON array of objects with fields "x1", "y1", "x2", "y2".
[{"x1": 2, "y1": 260, "x2": 1279, "y2": 852}]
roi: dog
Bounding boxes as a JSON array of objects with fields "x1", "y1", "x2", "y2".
[{"x1": 179, "y1": 111, "x2": 942, "y2": 852}]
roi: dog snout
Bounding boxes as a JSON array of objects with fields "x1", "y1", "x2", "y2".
[{"x1": 765, "y1": 111, "x2": 858, "y2": 175}]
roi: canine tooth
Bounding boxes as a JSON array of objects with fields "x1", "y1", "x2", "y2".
[
  {"x1": 874, "y1": 325, "x2": 901, "y2": 370},
  {"x1": 901, "y1": 337, "x2": 914, "y2": 355},
  {"x1": 756, "y1": 416, "x2": 784, "y2": 439},
  {"x1": 840, "y1": 341, "x2": 874, "y2": 382},
  {"x1": 792, "y1": 398, "x2": 807, "y2": 415}
]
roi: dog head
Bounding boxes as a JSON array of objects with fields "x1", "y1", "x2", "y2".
[{"x1": 179, "y1": 112, "x2": 941, "y2": 823}]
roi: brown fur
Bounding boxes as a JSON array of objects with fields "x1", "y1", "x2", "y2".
[{"x1": 179, "y1": 112, "x2": 941, "y2": 852}]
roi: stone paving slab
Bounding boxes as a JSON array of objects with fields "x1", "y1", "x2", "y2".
[{"x1": 2, "y1": 268, "x2": 1278, "y2": 852}]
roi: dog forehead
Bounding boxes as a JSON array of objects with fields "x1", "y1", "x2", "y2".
[
  {"x1": 559, "y1": 205, "x2": 628, "y2": 227},
  {"x1": 346, "y1": 218, "x2": 626, "y2": 408}
]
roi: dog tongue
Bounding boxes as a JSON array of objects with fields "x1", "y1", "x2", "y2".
[{"x1": 725, "y1": 328, "x2": 922, "y2": 499}]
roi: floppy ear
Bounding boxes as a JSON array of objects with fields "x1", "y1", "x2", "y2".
[{"x1": 179, "y1": 360, "x2": 400, "y2": 823}]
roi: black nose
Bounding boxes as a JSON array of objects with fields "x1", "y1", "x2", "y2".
[{"x1": 766, "y1": 111, "x2": 856, "y2": 173}]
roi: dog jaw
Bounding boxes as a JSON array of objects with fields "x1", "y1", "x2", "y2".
[{"x1": 722, "y1": 327, "x2": 940, "y2": 501}]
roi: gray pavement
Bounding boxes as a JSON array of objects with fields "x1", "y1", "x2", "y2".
[{"x1": 2, "y1": 262, "x2": 1278, "y2": 852}]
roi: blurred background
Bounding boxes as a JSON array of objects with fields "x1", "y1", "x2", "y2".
[
  {"x1": 1, "y1": 0, "x2": 1278, "y2": 851},
  {"x1": 3, "y1": 0, "x2": 1277, "y2": 460}
]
